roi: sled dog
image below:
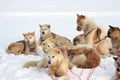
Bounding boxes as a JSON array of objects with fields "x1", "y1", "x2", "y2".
[{"x1": 7, "y1": 32, "x2": 38, "y2": 55}]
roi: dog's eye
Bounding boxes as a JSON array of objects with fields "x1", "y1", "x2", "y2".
[
  {"x1": 45, "y1": 29, "x2": 47, "y2": 30},
  {"x1": 48, "y1": 45, "x2": 50, "y2": 47},
  {"x1": 52, "y1": 56, "x2": 54, "y2": 58},
  {"x1": 29, "y1": 37, "x2": 32, "y2": 39}
]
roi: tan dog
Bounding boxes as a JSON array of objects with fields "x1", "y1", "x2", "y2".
[
  {"x1": 108, "y1": 25, "x2": 120, "y2": 56},
  {"x1": 42, "y1": 40, "x2": 55, "y2": 54},
  {"x1": 76, "y1": 14, "x2": 112, "y2": 58},
  {"x1": 7, "y1": 32, "x2": 38, "y2": 55},
  {"x1": 23, "y1": 48, "x2": 69, "y2": 80},
  {"x1": 37, "y1": 24, "x2": 73, "y2": 48},
  {"x1": 64, "y1": 44, "x2": 100, "y2": 69},
  {"x1": 76, "y1": 14, "x2": 107, "y2": 45},
  {"x1": 112, "y1": 57, "x2": 120, "y2": 80}
]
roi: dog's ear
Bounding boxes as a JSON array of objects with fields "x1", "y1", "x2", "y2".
[
  {"x1": 113, "y1": 57, "x2": 118, "y2": 61},
  {"x1": 23, "y1": 33, "x2": 26, "y2": 37},
  {"x1": 39, "y1": 24, "x2": 42, "y2": 27},
  {"x1": 48, "y1": 24, "x2": 50, "y2": 28},
  {"x1": 109, "y1": 25, "x2": 114, "y2": 28},
  {"x1": 77, "y1": 14, "x2": 80, "y2": 17},
  {"x1": 77, "y1": 14, "x2": 85, "y2": 18},
  {"x1": 80, "y1": 15, "x2": 85, "y2": 18},
  {"x1": 97, "y1": 28, "x2": 101, "y2": 37},
  {"x1": 57, "y1": 49, "x2": 61, "y2": 54}
]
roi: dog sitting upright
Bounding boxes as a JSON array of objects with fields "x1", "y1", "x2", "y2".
[
  {"x1": 76, "y1": 14, "x2": 107, "y2": 45},
  {"x1": 108, "y1": 25, "x2": 120, "y2": 56},
  {"x1": 112, "y1": 57, "x2": 120, "y2": 80},
  {"x1": 37, "y1": 24, "x2": 73, "y2": 48},
  {"x1": 7, "y1": 32, "x2": 38, "y2": 55},
  {"x1": 75, "y1": 14, "x2": 112, "y2": 58}
]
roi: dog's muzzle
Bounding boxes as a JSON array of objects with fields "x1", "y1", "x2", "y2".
[
  {"x1": 48, "y1": 60, "x2": 51, "y2": 64},
  {"x1": 27, "y1": 40, "x2": 30, "y2": 44},
  {"x1": 107, "y1": 32, "x2": 111, "y2": 38}
]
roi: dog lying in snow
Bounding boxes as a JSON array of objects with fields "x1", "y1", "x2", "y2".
[
  {"x1": 23, "y1": 48, "x2": 69, "y2": 80},
  {"x1": 37, "y1": 24, "x2": 73, "y2": 48},
  {"x1": 7, "y1": 32, "x2": 38, "y2": 55},
  {"x1": 62, "y1": 44, "x2": 100, "y2": 69}
]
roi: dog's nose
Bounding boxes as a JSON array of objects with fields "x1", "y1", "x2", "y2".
[
  {"x1": 107, "y1": 32, "x2": 110, "y2": 38},
  {"x1": 27, "y1": 40, "x2": 30, "y2": 44},
  {"x1": 77, "y1": 26, "x2": 81, "y2": 31},
  {"x1": 42, "y1": 32, "x2": 44, "y2": 34},
  {"x1": 48, "y1": 61, "x2": 51, "y2": 64},
  {"x1": 117, "y1": 68, "x2": 120, "y2": 72}
]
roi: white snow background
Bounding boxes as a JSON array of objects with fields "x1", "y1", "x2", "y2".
[{"x1": 0, "y1": 0, "x2": 120, "y2": 80}]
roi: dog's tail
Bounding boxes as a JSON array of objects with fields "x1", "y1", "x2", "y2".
[{"x1": 23, "y1": 61, "x2": 38, "y2": 68}]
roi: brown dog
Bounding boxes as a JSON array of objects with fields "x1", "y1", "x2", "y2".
[
  {"x1": 7, "y1": 32, "x2": 38, "y2": 55},
  {"x1": 108, "y1": 25, "x2": 120, "y2": 56},
  {"x1": 63, "y1": 44, "x2": 100, "y2": 69}
]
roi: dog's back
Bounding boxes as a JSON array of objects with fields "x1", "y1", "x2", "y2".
[
  {"x1": 39, "y1": 24, "x2": 73, "y2": 48},
  {"x1": 7, "y1": 40, "x2": 25, "y2": 55}
]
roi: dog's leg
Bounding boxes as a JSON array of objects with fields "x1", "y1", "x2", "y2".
[
  {"x1": 79, "y1": 69, "x2": 84, "y2": 80},
  {"x1": 86, "y1": 68, "x2": 96, "y2": 80}
]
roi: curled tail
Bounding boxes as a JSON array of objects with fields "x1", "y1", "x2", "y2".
[{"x1": 23, "y1": 61, "x2": 38, "y2": 68}]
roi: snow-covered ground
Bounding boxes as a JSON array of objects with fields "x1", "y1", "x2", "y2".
[{"x1": 0, "y1": 46, "x2": 116, "y2": 80}]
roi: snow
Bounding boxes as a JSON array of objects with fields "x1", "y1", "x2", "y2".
[{"x1": 0, "y1": 46, "x2": 116, "y2": 80}]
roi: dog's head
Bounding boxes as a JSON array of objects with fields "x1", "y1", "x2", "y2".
[
  {"x1": 113, "y1": 57, "x2": 120, "y2": 73},
  {"x1": 23, "y1": 32, "x2": 36, "y2": 44},
  {"x1": 42, "y1": 40, "x2": 55, "y2": 53},
  {"x1": 39, "y1": 24, "x2": 51, "y2": 37},
  {"x1": 76, "y1": 14, "x2": 86, "y2": 31},
  {"x1": 107, "y1": 25, "x2": 120, "y2": 39},
  {"x1": 45, "y1": 48, "x2": 63, "y2": 67}
]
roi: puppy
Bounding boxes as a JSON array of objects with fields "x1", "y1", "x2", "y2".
[
  {"x1": 37, "y1": 24, "x2": 73, "y2": 48},
  {"x1": 23, "y1": 48, "x2": 69, "y2": 80},
  {"x1": 112, "y1": 57, "x2": 120, "y2": 80},
  {"x1": 7, "y1": 32, "x2": 38, "y2": 55},
  {"x1": 108, "y1": 25, "x2": 120, "y2": 56}
]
